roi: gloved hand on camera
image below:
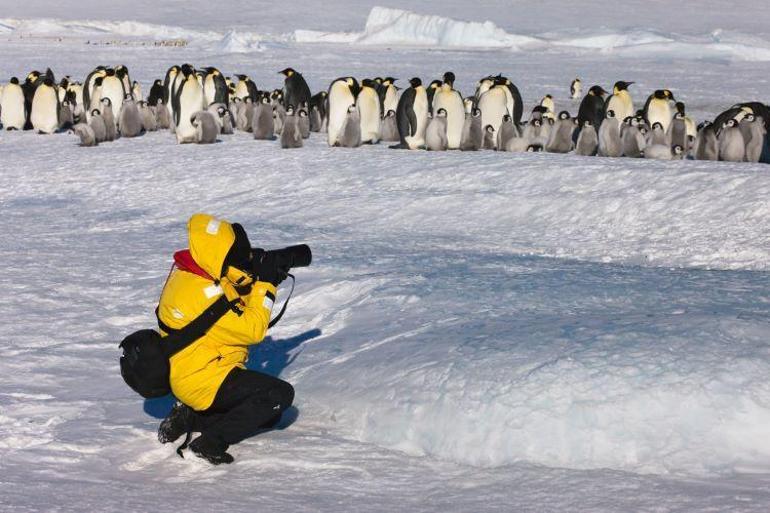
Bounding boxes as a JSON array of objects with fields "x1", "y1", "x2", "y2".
[{"x1": 251, "y1": 249, "x2": 288, "y2": 287}]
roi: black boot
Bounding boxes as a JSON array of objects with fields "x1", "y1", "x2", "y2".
[
  {"x1": 189, "y1": 435, "x2": 234, "y2": 465},
  {"x1": 157, "y1": 402, "x2": 194, "y2": 444}
]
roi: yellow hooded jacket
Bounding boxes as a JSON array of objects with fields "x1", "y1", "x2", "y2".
[{"x1": 157, "y1": 214, "x2": 276, "y2": 411}]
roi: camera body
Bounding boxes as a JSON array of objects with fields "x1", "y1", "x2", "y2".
[{"x1": 251, "y1": 244, "x2": 312, "y2": 283}]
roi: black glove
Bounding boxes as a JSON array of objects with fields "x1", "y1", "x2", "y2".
[{"x1": 251, "y1": 249, "x2": 288, "y2": 287}]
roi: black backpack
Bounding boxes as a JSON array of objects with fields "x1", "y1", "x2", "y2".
[{"x1": 119, "y1": 295, "x2": 235, "y2": 398}]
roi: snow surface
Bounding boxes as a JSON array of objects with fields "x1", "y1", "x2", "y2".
[{"x1": 2, "y1": 3, "x2": 770, "y2": 512}]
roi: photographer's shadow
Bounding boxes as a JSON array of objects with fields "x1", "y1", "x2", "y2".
[{"x1": 143, "y1": 328, "x2": 322, "y2": 426}]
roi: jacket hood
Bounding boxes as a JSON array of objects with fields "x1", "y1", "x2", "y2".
[{"x1": 187, "y1": 213, "x2": 236, "y2": 280}]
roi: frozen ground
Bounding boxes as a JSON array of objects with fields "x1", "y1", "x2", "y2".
[{"x1": 2, "y1": 4, "x2": 770, "y2": 513}]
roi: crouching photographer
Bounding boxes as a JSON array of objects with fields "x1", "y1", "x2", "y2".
[{"x1": 143, "y1": 213, "x2": 310, "y2": 464}]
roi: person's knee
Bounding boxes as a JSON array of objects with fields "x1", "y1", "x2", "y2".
[{"x1": 278, "y1": 380, "x2": 294, "y2": 410}]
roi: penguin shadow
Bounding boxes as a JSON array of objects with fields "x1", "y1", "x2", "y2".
[{"x1": 142, "y1": 328, "x2": 322, "y2": 424}]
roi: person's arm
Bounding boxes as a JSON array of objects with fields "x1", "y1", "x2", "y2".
[{"x1": 215, "y1": 281, "x2": 277, "y2": 344}]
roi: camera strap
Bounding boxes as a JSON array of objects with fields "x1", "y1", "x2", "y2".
[{"x1": 268, "y1": 273, "x2": 295, "y2": 329}]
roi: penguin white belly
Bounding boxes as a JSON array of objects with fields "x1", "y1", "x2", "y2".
[
  {"x1": 478, "y1": 88, "x2": 508, "y2": 136},
  {"x1": 383, "y1": 86, "x2": 399, "y2": 114},
  {"x1": 358, "y1": 89, "x2": 381, "y2": 143},
  {"x1": 433, "y1": 90, "x2": 465, "y2": 149},
  {"x1": 235, "y1": 82, "x2": 249, "y2": 101},
  {"x1": 607, "y1": 93, "x2": 633, "y2": 123},
  {"x1": 204, "y1": 77, "x2": 217, "y2": 106},
  {"x1": 31, "y1": 86, "x2": 59, "y2": 134},
  {"x1": 0, "y1": 85, "x2": 26, "y2": 129},
  {"x1": 101, "y1": 77, "x2": 125, "y2": 123},
  {"x1": 176, "y1": 82, "x2": 204, "y2": 144},
  {"x1": 327, "y1": 82, "x2": 355, "y2": 146},
  {"x1": 404, "y1": 89, "x2": 429, "y2": 149},
  {"x1": 647, "y1": 102, "x2": 672, "y2": 133}
]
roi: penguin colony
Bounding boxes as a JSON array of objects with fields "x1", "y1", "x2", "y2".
[{"x1": 0, "y1": 65, "x2": 768, "y2": 163}]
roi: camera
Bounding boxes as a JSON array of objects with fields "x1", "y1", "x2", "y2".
[{"x1": 251, "y1": 244, "x2": 312, "y2": 281}]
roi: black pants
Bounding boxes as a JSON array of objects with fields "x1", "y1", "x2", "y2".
[{"x1": 193, "y1": 368, "x2": 294, "y2": 448}]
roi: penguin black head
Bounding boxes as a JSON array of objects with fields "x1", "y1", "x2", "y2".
[
  {"x1": 153, "y1": 79, "x2": 162, "y2": 86},
  {"x1": 272, "y1": 89, "x2": 283, "y2": 99},
  {"x1": 361, "y1": 78, "x2": 377, "y2": 89},
  {"x1": 91, "y1": 108, "x2": 101, "y2": 116},
  {"x1": 373, "y1": 77, "x2": 383, "y2": 84},
  {"x1": 664, "y1": 89, "x2": 675, "y2": 101},
  {"x1": 472, "y1": 108, "x2": 481, "y2": 117},
  {"x1": 105, "y1": 68, "x2": 116, "y2": 77},
  {"x1": 279, "y1": 68, "x2": 297, "y2": 77},
  {"x1": 116, "y1": 67, "x2": 127, "y2": 79},
  {"x1": 384, "y1": 77, "x2": 397, "y2": 85},
  {"x1": 217, "y1": 106, "x2": 227, "y2": 117},
  {"x1": 26, "y1": 71, "x2": 40, "y2": 83},
  {"x1": 725, "y1": 119, "x2": 738, "y2": 128},
  {"x1": 236, "y1": 74, "x2": 248, "y2": 81},
  {"x1": 652, "y1": 122, "x2": 663, "y2": 130},
  {"x1": 286, "y1": 104, "x2": 295, "y2": 115},
  {"x1": 533, "y1": 119, "x2": 542, "y2": 127},
  {"x1": 436, "y1": 108, "x2": 448, "y2": 117},
  {"x1": 588, "y1": 85, "x2": 608, "y2": 97},
  {"x1": 347, "y1": 105, "x2": 357, "y2": 114},
  {"x1": 673, "y1": 145, "x2": 684, "y2": 155},
  {"x1": 299, "y1": 109, "x2": 308, "y2": 118},
  {"x1": 532, "y1": 105, "x2": 548, "y2": 114},
  {"x1": 101, "y1": 97, "x2": 112, "y2": 107},
  {"x1": 124, "y1": 93, "x2": 132, "y2": 100},
  {"x1": 181, "y1": 64, "x2": 195, "y2": 77},
  {"x1": 745, "y1": 113, "x2": 756, "y2": 122},
  {"x1": 697, "y1": 121, "x2": 712, "y2": 131},
  {"x1": 639, "y1": 127, "x2": 648, "y2": 135},
  {"x1": 260, "y1": 95, "x2": 270, "y2": 105},
  {"x1": 386, "y1": 110, "x2": 396, "y2": 118},
  {"x1": 606, "y1": 110, "x2": 616, "y2": 118},
  {"x1": 623, "y1": 116, "x2": 633, "y2": 124},
  {"x1": 558, "y1": 111, "x2": 571, "y2": 120},
  {"x1": 10, "y1": 77, "x2": 19, "y2": 85},
  {"x1": 675, "y1": 102, "x2": 686, "y2": 115},
  {"x1": 42, "y1": 77, "x2": 54, "y2": 87},
  {"x1": 59, "y1": 77, "x2": 70, "y2": 88},
  {"x1": 443, "y1": 71, "x2": 455, "y2": 86},
  {"x1": 527, "y1": 144, "x2": 543, "y2": 153},
  {"x1": 613, "y1": 81, "x2": 634, "y2": 92},
  {"x1": 429, "y1": 80, "x2": 442, "y2": 90},
  {"x1": 503, "y1": 114, "x2": 512, "y2": 123},
  {"x1": 409, "y1": 77, "x2": 422, "y2": 88},
  {"x1": 484, "y1": 125, "x2": 494, "y2": 133}
]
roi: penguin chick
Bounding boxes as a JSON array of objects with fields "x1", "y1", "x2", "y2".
[
  {"x1": 598, "y1": 110, "x2": 623, "y2": 157},
  {"x1": 425, "y1": 108, "x2": 449, "y2": 151},
  {"x1": 253, "y1": 96, "x2": 275, "y2": 140},
  {"x1": 298, "y1": 103, "x2": 310, "y2": 139},
  {"x1": 575, "y1": 120, "x2": 598, "y2": 156},
  {"x1": 280, "y1": 105, "x2": 303, "y2": 149},
  {"x1": 741, "y1": 114, "x2": 766, "y2": 162},
  {"x1": 138, "y1": 101, "x2": 158, "y2": 132},
  {"x1": 71, "y1": 123, "x2": 97, "y2": 146},
  {"x1": 460, "y1": 108, "x2": 483, "y2": 151},
  {"x1": 89, "y1": 109, "x2": 107, "y2": 143},
  {"x1": 718, "y1": 119, "x2": 745, "y2": 162},
  {"x1": 191, "y1": 110, "x2": 219, "y2": 144},
  {"x1": 380, "y1": 109, "x2": 399, "y2": 142},
  {"x1": 118, "y1": 96, "x2": 144, "y2": 137},
  {"x1": 545, "y1": 111, "x2": 575, "y2": 153},
  {"x1": 497, "y1": 114, "x2": 516, "y2": 150},
  {"x1": 339, "y1": 104, "x2": 362, "y2": 148},
  {"x1": 693, "y1": 121, "x2": 719, "y2": 161}
]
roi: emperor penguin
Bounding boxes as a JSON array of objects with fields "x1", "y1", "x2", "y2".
[
  {"x1": 693, "y1": 121, "x2": 719, "y2": 161},
  {"x1": 138, "y1": 101, "x2": 158, "y2": 132},
  {"x1": 71, "y1": 123, "x2": 97, "y2": 146},
  {"x1": 483, "y1": 125, "x2": 497, "y2": 150},
  {"x1": 88, "y1": 77, "x2": 105, "y2": 120},
  {"x1": 89, "y1": 109, "x2": 107, "y2": 143},
  {"x1": 242, "y1": 96, "x2": 256, "y2": 132},
  {"x1": 497, "y1": 114, "x2": 516, "y2": 150},
  {"x1": 31, "y1": 77, "x2": 60, "y2": 134},
  {"x1": 570, "y1": 78, "x2": 582, "y2": 100},
  {"x1": 202, "y1": 67, "x2": 228, "y2": 106},
  {"x1": 575, "y1": 120, "x2": 598, "y2": 156},
  {"x1": 644, "y1": 89, "x2": 675, "y2": 133},
  {"x1": 475, "y1": 76, "x2": 495, "y2": 100},
  {"x1": 339, "y1": 104, "x2": 362, "y2": 148},
  {"x1": 162, "y1": 65, "x2": 180, "y2": 119},
  {"x1": 327, "y1": 77, "x2": 360, "y2": 146},
  {"x1": 426, "y1": 79, "x2": 443, "y2": 113},
  {"x1": 100, "y1": 98, "x2": 117, "y2": 141},
  {"x1": 578, "y1": 85, "x2": 608, "y2": 132},
  {"x1": 460, "y1": 107, "x2": 483, "y2": 151},
  {"x1": 116, "y1": 65, "x2": 132, "y2": 97},
  {"x1": 148, "y1": 79, "x2": 165, "y2": 106},
  {"x1": 380, "y1": 109, "x2": 399, "y2": 142},
  {"x1": 381, "y1": 77, "x2": 400, "y2": 115},
  {"x1": 523, "y1": 118, "x2": 548, "y2": 147},
  {"x1": 477, "y1": 84, "x2": 509, "y2": 138},
  {"x1": 431, "y1": 76, "x2": 465, "y2": 149},
  {"x1": 83, "y1": 66, "x2": 107, "y2": 121},
  {"x1": 67, "y1": 81, "x2": 85, "y2": 120},
  {"x1": 598, "y1": 110, "x2": 623, "y2": 157},
  {"x1": 252, "y1": 95, "x2": 275, "y2": 140},
  {"x1": 207, "y1": 103, "x2": 233, "y2": 134},
  {"x1": 309, "y1": 91, "x2": 327, "y2": 132},
  {"x1": 155, "y1": 98, "x2": 171, "y2": 129},
  {"x1": 392, "y1": 77, "x2": 429, "y2": 150},
  {"x1": 173, "y1": 65, "x2": 205, "y2": 143},
  {"x1": 545, "y1": 111, "x2": 575, "y2": 153},
  {"x1": 191, "y1": 111, "x2": 219, "y2": 144},
  {"x1": 280, "y1": 105, "x2": 304, "y2": 149},
  {"x1": 234, "y1": 74, "x2": 258, "y2": 102},
  {"x1": 425, "y1": 108, "x2": 449, "y2": 151},
  {"x1": 118, "y1": 95, "x2": 144, "y2": 137},
  {"x1": 298, "y1": 102, "x2": 310, "y2": 139},
  {"x1": 101, "y1": 69, "x2": 126, "y2": 125},
  {"x1": 741, "y1": 114, "x2": 766, "y2": 162},
  {"x1": 718, "y1": 119, "x2": 746, "y2": 162},
  {"x1": 622, "y1": 123, "x2": 646, "y2": 158},
  {"x1": 539, "y1": 94, "x2": 556, "y2": 120},
  {"x1": 1, "y1": 77, "x2": 26, "y2": 130},
  {"x1": 358, "y1": 79, "x2": 382, "y2": 144},
  {"x1": 280, "y1": 68, "x2": 311, "y2": 113},
  {"x1": 605, "y1": 81, "x2": 634, "y2": 124},
  {"x1": 22, "y1": 70, "x2": 43, "y2": 130}
]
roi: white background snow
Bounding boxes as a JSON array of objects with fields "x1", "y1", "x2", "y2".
[{"x1": 1, "y1": 2, "x2": 770, "y2": 511}]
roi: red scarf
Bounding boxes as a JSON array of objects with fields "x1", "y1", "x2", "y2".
[{"x1": 173, "y1": 249, "x2": 215, "y2": 281}]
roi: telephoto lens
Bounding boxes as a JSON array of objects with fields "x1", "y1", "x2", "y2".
[{"x1": 254, "y1": 244, "x2": 312, "y2": 270}]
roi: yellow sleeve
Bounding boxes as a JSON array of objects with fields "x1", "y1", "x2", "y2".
[{"x1": 212, "y1": 281, "x2": 277, "y2": 346}]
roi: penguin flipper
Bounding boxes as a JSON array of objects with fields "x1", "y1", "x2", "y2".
[{"x1": 407, "y1": 106, "x2": 417, "y2": 137}]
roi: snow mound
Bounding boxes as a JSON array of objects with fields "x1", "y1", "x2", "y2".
[
  {"x1": 213, "y1": 30, "x2": 264, "y2": 53},
  {"x1": 0, "y1": 17, "x2": 221, "y2": 41},
  {"x1": 295, "y1": 6, "x2": 541, "y2": 48}
]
